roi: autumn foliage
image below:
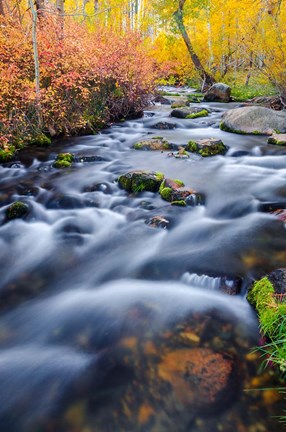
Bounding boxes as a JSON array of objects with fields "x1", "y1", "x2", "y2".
[{"x1": 0, "y1": 13, "x2": 155, "y2": 159}]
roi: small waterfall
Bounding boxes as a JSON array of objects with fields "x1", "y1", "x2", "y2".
[{"x1": 181, "y1": 272, "x2": 221, "y2": 290}]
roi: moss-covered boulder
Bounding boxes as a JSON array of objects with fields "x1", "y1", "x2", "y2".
[
  {"x1": 171, "y1": 107, "x2": 209, "y2": 119},
  {"x1": 159, "y1": 178, "x2": 201, "y2": 206},
  {"x1": 186, "y1": 109, "x2": 209, "y2": 119},
  {"x1": 54, "y1": 153, "x2": 74, "y2": 169},
  {"x1": 268, "y1": 133, "x2": 286, "y2": 146},
  {"x1": 6, "y1": 201, "x2": 29, "y2": 220},
  {"x1": 186, "y1": 138, "x2": 228, "y2": 157},
  {"x1": 133, "y1": 138, "x2": 172, "y2": 151},
  {"x1": 118, "y1": 170, "x2": 164, "y2": 193},
  {"x1": 247, "y1": 269, "x2": 286, "y2": 372}
]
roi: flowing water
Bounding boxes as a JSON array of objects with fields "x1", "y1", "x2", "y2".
[{"x1": 0, "y1": 87, "x2": 286, "y2": 431}]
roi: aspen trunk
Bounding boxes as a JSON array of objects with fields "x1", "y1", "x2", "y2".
[
  {"x1": 30, "y1": 0, "x2": 42, "y2": 126},
  {"x1": 173, "y1": 0, "x2": 215, "y2": 89}
]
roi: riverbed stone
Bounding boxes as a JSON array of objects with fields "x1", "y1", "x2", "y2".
[
  {"x1": 268, "y1": 133, "x2": 286, "y2": 146},
  {"x1": 171, "y1": 107, "x2": 209, "y2": 119},
  {"x1": 133, "y1": 138, "x2": 172, "y2": 151},
  {"x1": 118, "y1": 170, "x2": 164, "y2": 193},
  {"x1": 6, "y1": 201, "x2": 29, "y2": 220},
  {"x1": 171, "y1": 100, "x2": 189, "y2": 109},
  {"x1": 220, "y1": 106, "x2": 286, "y2": 135},
  {"x1": 146, "y1": 215, "x2": 170, "y2": 229},
  {"x1": 186, "y1": 138, "x2": 228, "y2": 157},
  {"x1": 157, "y1": 348, "x2": 238, "y2": 414},
  {"x1": 151, "y1": 121, "x2": 177, "y2": 130},
  {"x1": 203, "y1": 83, "x2": 231, "y2": 102}
]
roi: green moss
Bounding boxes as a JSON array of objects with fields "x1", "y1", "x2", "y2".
[
  {"x1": 247, "y1": 277, "x2": 286, "y2": 372},
  {"x1": 160, "y1": 187, "x2": 173, "y2": 202},
  {"x1": 268, "y1": 137, "x2": 286, "y2": 146},
  {"x1": 186, "y1": 141, "x2": 198, "y2": 152},
  {"x1": 220, "y1": 122, "x2": 265, "y2": 136},
  {"x1": 54, "y1": 152, "x2": 74, "y2": 168},
  {"x1": 155, "y1": 172, "x2": 164, "y2": 182},
  {"x1": 186, "y1": 109, "x2": 208, "y2": 119},
  {"x1": 171, "y1": 200, "x2": 186, "y2": 206},
  {"x1": 152, "y1": 136, "x2": 163, "y2": 140},
  {"x1": 57, "y1": 153, "x2": 74, "y2": 163},
  {"x1": 54, "y1": 160, "x2": 72, "y2": 169},
  {"x1": 174, "y1": 179, "x2": 185, "y2": 187},
  {"x1": 134, "y1": 143, "x2": 143, "y2": 149},
  {"x1": 161, "y1": 91, "x2": 181, "y2": 97},
  {"x1": 220, "y1": 122, "x2": 247, "y2": 134},
  {"x1": 6, "y1": 201, "x2": 29, "y2": 220},
  {"x1": 163, "y1": 142, "x2": 171, "y2": 149}
]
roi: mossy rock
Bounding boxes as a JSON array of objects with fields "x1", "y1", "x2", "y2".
[
  {"x1": 54, "y1": 153, "x2": 74, "y2": 169},
  {"x1": 186, "y1": 109, "x2": 209, "y2": 119},
  {"x1": 6, "y1": 201, "x2": 29, "y2": 220},
  {"x1": 171, "y1": 107, "x2": 208, "y2": 119},
  {"x1": 186, "y1": 138, "x2": 228, "y2": 157},
  {"x1": 268, "y1": 133, "x2": 286, "y2": 146},
  {"x1": 159, "y1": 178, "x2": 198, "y2": 205},
  {"x1": 133, "y1": 138, "x2": 172, "y2": 151},
  {"x1": 118, "y1": 170, "x2": 164, "y2": 193}
]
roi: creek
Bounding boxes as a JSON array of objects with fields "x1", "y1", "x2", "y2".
[{"x1": 0, "y1": 87, "x2": 285, "y2": 431}]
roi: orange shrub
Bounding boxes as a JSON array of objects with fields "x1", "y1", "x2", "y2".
[{"x1": 0, "y1": 15, "x2": 156, "y2": 160}]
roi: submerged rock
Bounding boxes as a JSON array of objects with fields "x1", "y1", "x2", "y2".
[
  {"x1": 146, "y1": 215, "x2": 170, "y2": 229},
  {"x1": 118, "y1": 170, "x2": 164, "y2": 193},
  {"x1": 220, "y1": 106, "x2": 286, "y2": 135},
  {"x1": 6, "y1": 201, "x2": 29, "y2": 220},
  {"x1": 133, "y1": 138, "x2": 172, "y2": 151},
  {"x1": 151, "y1": 121, "x2": 177, "y2": 130},
  {"x1": 171, "y1": 107, "x2": 209, "y2": 119},
  {"x1": 158, "y1": 348, "x2": 238, "y2": 414},
  {"x1": 186, "y1": 138, "x2": 228, "y2": 157},
  {"x1": 203, "y1": 83, "x2": 231, "y2": 102}
]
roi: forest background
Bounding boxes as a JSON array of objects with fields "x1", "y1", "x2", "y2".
[{"x1": 0, "y1": 0, "x2": 285, "y2": 160}]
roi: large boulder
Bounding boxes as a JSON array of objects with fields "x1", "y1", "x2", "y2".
[
  {"x1": 203, "y1": 83, "x2": 231, "y2": 102},
  {"x1": 186, "y1": 138, "x2": 228, "y2": 157},
  {"x1": 118, "y1": 170, "x2": 164, "y2": 193},
  {"x1": 220, "y1": 106, "x2": 286, "y2": 135}
]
